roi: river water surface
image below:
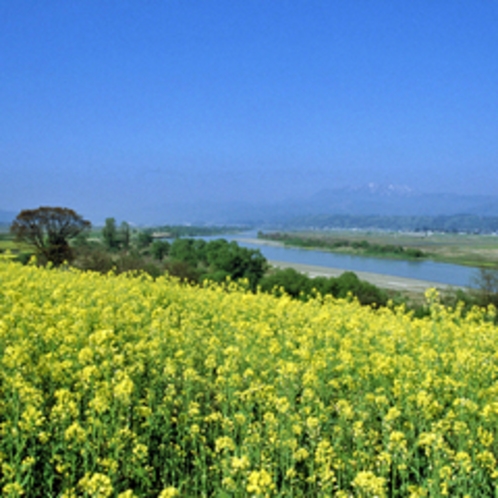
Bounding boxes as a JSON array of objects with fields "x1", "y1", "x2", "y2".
[{"x1": 214, "y1": 232, "x2": 478, "y2": 288}]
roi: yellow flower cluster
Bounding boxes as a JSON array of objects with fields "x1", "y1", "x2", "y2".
[{"x1": 1, "y1": 259, "x2": 498, "y2": 496}]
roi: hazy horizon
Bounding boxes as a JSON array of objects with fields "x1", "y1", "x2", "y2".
[{"x1": 2, "y1": 2, "x2": 498, "y2": 223}]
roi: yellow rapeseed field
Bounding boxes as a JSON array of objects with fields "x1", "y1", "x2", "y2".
[{"x1": 1, "y1": 258, "x2": 498, "y2": 497}]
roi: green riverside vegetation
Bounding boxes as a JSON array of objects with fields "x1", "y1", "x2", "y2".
[
  {"x1": 259, "y1": 232, "x2": 427, "y2": 260},
  {"x1": 4, "y1": 212, "x2": 498, "y2": 319}
]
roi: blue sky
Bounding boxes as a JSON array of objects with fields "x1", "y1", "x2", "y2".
[{"x1": 2, "y1": 1, "x2": 498, "y2": 222}]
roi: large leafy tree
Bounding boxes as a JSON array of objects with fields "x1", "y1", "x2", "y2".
[{"x1": 10, "y1": 207, "x2": 91, "y2": 266}]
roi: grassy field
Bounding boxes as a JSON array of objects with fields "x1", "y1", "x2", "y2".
[{"x1": 263, "y1": 230, "x2": 498, "y2": 268}]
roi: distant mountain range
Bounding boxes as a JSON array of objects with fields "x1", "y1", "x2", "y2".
[
  {"x1": 300, "y1": 185, "x2": 498, "y2": 218},
  {"x1": 149, "y1": 185, "x2": 498, "y2": 226},
  {"x1": 3, "y1": 185, "x2": 498, "y2": 228}
]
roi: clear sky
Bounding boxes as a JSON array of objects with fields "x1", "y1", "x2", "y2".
[{"x1": 2, "y1": 1, "x2": 498, "y2": 222}]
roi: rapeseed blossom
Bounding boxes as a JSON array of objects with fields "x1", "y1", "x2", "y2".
[{"x1": 0, "y1": 259, "x2": 498, "y2": 495}]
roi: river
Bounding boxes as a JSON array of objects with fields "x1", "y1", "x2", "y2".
[{"x1": 206, "y1": 232, "x2": 478, "y2": 288}]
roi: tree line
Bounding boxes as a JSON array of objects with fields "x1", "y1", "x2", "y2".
[
  {"x1": 7, "y1": 207, "x2": 389, "y2": 307},
  {"x1": 8, "y1": 206, "x2": 498, "y2": 315},
  {"x1": 260, "y1": 232, "x2": 426, "y2": 259}
]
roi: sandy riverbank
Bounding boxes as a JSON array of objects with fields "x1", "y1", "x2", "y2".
[{"x1": 268, "y1": 260, "x2": 463, "y2": 293}]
